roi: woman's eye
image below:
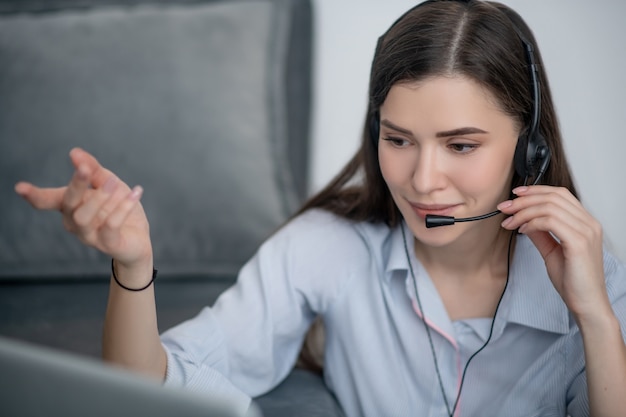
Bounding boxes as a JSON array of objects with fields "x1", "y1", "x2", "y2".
[
  {"x1": 382, "y1": 137, "x2": 409, "y2": 147},
  {"x1": 449, "y1": 143, "x2": 477, "y2": 153}
]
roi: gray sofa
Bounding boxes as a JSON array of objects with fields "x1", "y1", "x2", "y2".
[{"x1": 0, "y1": 0, "x2": 343, "y2": 415}]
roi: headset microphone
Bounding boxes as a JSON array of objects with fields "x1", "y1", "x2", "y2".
[{"x1": 425, "y1": 210, "x2": 501, "y2": 228}]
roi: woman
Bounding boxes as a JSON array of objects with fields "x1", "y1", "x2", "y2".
[{"x1": 15, "y1": 1, "x2": 626, "y2": 416}]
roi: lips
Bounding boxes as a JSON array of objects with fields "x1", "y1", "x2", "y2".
[{"x1": 409, "y1": 202, "x2": 460, "y2": 219}]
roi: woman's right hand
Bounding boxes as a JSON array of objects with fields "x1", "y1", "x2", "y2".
[{"x1": 14, "y1": 148, "x2": 153, "y2": 276}]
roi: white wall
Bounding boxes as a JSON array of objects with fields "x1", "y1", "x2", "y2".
[{"x1": 310, "y1": 0, "x2": 626, "y2": 261}]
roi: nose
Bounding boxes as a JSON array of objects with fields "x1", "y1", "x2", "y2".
[{"x1": 412, "y1": 146, "x2": 446, "y2": 194}]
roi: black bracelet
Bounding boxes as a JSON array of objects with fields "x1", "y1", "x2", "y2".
[{"x1": 111, "y1": 259, "x2": 157, "y2": 292}]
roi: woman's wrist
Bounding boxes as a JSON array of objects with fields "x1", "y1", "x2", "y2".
[
  {"x1": 111, "y1": 258, "x2": 157, "y2": 291},
  {"x1": 111, "y1": 255, "x2": 155, "y2": 291},
  {"x1": 576, "y1": 305, "x2": 620, "y2": 339}
]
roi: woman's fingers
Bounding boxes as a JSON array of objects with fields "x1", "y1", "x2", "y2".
[
  {"x1": 15, "y1": 148, "x2": 151, "y2": 264},
  {"x1": 70, "y1": 174, "x2": 140, "y2": 232},
  {"x1": 521, "y1": 223, "x2": 560, "y2": 254},
  {"x1": 69, "y1": 147, "x2": 119, "y2": 190},
  {"x1": 498, "y1": 185, "x2": 603, "y2": 258},
  {"x1": 63, "y1": 177, "x2": 146, "y2": 255},
  {"x1": 16, "y1": 147, "x2": 138, "y2": 238},
  {"x1": 61, "y1": 163, "x2": 92, "y2": 214},
  {"x1": 15, "y1": 182, "x2": 67, "y2": 211},
  {"x1": 499, "y1": 187, "x2": 586, "y2": 231},
  {"x1": 104, "y1": 186, "x2": 144, "y2": 230},
  {"x1": 15, "y1": 148, "x2": 106, "y2": 212},
  {"x1": 99, "y1": 186, "x2": 145, "y2": 251},
  {"x1": 69, "y1": 175, "x2": 116, "y2": 228}
]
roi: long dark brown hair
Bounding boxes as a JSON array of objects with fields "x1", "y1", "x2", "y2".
[{"x1": 297, "y1": 0, "x2": 577, "y2": 227}]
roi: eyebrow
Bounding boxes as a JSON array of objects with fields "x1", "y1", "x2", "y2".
[
  {"x1": 435, "y1": 127, "x2": 488, "y2": 138},
  {"x1": 380, "y1": 119, "x2": 488, "y2": 138}
]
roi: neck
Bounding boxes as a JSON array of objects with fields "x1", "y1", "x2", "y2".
[{"x1": 414, "y1": 218, "x2": 513, "y2": 283}]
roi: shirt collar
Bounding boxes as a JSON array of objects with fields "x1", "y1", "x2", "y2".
[
  {"x1": 383, "y1": 221, "x2": 412, "y2": 282},
  {"x1": 384, "y1": 222, "x2": 458, "y2": 340},
  {"x1": 501, "y1": 235, "x2": 571, "y2": 335},
  {"x1": 383, "y1": 224, "x2": 570, "y2": 335}
]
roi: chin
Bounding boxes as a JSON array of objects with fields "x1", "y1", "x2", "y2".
[{"x1": 404, "y1": 215, "x2": 468, "y2": 248}]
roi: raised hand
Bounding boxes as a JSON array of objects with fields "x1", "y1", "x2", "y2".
[
  {"x1": 15, "y1": 148, "x2": 153, "y2": 275},
  {"x1": 497, "y1": 185, "x2": 609, "y2": 320}
]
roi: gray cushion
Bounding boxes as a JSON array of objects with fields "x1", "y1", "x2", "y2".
[{"x1": 0, "y1": 0, "x2": 312, "y2": 279}]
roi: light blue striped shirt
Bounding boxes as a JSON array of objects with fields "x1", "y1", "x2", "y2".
[{"x1": 161, "y1": 209, "x2": 626, "y2": 417}]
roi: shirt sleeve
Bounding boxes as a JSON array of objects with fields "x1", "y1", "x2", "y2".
[
  {"x1": 159, "y1": 209, "x2": 364, "y2": 404},
  {"x1": 566, "y1": 250, "x2": 626, "y2": 417}
]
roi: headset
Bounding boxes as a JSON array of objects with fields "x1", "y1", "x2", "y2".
[{"x1": 369, "y1": 0, "x2": 551, "y2": 188}]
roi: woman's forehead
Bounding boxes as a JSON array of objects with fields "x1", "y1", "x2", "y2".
[{"x1": 380, "y1": 76, "x2": 507, "y2": 119}]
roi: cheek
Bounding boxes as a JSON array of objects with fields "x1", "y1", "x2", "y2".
[
  {"x1": 378, "y1": 148, "x2": 421, "y2": 195},
  {"x1": 378, "y1": 149, "x2": 405, "y2": 189},
  {"x1": 449, "y1": 152, "x2": 515, "y2": 196}
]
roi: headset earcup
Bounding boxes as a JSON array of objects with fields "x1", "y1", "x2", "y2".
[
  {"x1": 530, "y1": 131, "x2": 551, "y2": 183},
  {"x1": 513, "y1": 132, "x2": 529, "y2": 178},
  {"x1": 514, "y1": 131, "x2": 551, "y2": 182}
]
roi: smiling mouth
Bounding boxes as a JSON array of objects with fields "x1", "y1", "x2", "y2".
[{"x1": 409, "y1": 202, "x2": 460, "y2": 219}]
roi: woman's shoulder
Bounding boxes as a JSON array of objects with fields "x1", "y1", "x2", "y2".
[
  {"x1": 277, "y1": 208, "x2": 391, "y2": 250},
  {"x1": 252, "y1": 209, "x2": 393, "y2": 310},
  {"x1": 258, "y1": 208, "x2": 392, "y2": 278}
]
